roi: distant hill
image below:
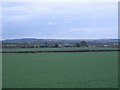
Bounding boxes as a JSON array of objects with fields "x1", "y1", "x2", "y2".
[
  {"x1": 2, "y1": 38, "x2": 118, "y2": 42},
  {"x1": 2, "y1": 38, "x2": 119, "y2": 48},
  {"x1": 2, "y1": 38, "x2": 119, "y2": 45},
  {"x1": 2, "y1": 38, "x2": 37, "y2": 43}
]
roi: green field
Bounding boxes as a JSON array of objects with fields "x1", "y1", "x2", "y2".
[{"x1": 2, "y1": 49, "x2": 118, "y2": 88}]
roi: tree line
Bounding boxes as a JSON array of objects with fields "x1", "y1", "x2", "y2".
[{"x1": 2, "y1": 41, "x2": 89, "y2": 48}]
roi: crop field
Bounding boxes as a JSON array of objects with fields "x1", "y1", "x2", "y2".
[{"x1": 2, "y1": 48, "x2": 118, "y2": 88}]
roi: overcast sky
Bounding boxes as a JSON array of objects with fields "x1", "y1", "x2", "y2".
[{"x1": 2, "y1": 1, "x2": 118, "y2": 39}]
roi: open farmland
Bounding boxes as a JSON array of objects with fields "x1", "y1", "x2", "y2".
[
  {"x1": 2, "y1": 47, "x2": 120, "y2": 54},
  {"x1": 2, "y1": 48, "x2": 118, "y2": 88}
]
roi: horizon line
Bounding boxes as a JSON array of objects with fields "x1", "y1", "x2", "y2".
[{"x1": 1, "y1": 38, "x2": 119, "y2": 41}]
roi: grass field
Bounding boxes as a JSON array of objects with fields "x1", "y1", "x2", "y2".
[{"x1": 2, "y1": 48, "x2": 118, "y2": 88}]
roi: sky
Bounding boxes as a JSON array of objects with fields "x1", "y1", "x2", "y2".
[{"x1": 1, "y1": 0, "x2": 118, "y2": 39}]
